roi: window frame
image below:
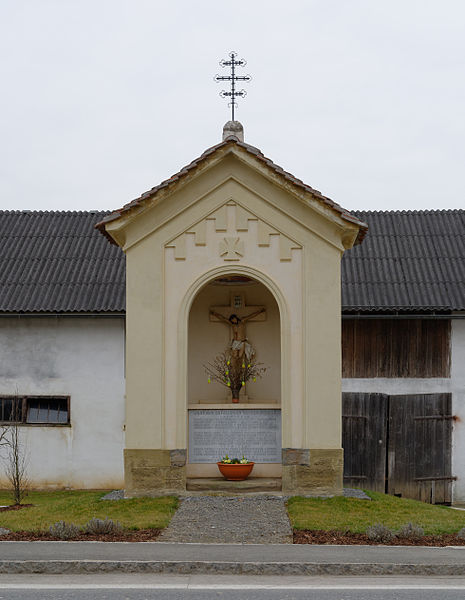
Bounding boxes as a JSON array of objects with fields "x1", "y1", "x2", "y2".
[{"x1": 0, "y1": 395, "x2": 71, "y2": 426}]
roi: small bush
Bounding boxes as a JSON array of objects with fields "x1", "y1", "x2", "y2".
[
  {"x1": 457, "y1": 527, "x2": 465, "y2": 540},
  {"x1": 396, "y1": 522, "x2": 424, "y2": 540},
  {"x1": 366, "y1": 523, "x2": 395, "y2": 543},
  {"x1": 49, "y1": 521, "x2": 80, "y2": 540},
  {"x1": 84, "y1": 517, "x2": 123, "y2": 535}
]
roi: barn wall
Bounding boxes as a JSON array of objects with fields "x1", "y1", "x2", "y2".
[
  {"x1": 0, "y1": 317, "x2": 125, "y2": 490},
  {"x1": 342, "y1": 317, "x2": 464, "y2": 504},
  {"x1": 342, "y1": 319, "x2": 450, "y2": 378}
]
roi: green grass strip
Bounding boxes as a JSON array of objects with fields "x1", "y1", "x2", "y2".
[
  {"x1": 288, "y1": 491, "x2": 465, "y2": 535},
  {"x1": 0, "y1": 491, "x2": 178, "y2": 532}
]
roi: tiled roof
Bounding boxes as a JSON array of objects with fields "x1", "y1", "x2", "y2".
[
  {"x1": 342, "y1": 209, "x2": 465, "y2": 313},
  {"x1": 95, "y1": 136, "x2": 368, "y2": 245},
  {"x1": 0, "y1": 209, "x2": 463, "y2": 314},
  {"x1": 0, "y1": 211, "x2": 125, "y2": 313}
]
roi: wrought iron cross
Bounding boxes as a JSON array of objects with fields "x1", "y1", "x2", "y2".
[{"x1": 215, "y1": 51, "x2": 251, "y2": 121}]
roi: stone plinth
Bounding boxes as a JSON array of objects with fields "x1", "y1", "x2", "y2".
[
  {"x1": 124, "y1": 449, "x2": 187, "y2": 497},
  {"x1": 282, "y1": 448, "x2": 343, "y2": 496}
]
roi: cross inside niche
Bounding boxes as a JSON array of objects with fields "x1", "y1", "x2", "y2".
[
  {"x1": 210, "y1": 293, "x2": 266, "y2": 345},
  {"x1": 210, "y1": 293, "x2": 266, "y2": 322}
]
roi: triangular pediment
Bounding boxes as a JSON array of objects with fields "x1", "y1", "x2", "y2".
[{"x1": 97, "y1": 137, "x2": 367, "y2": 250}]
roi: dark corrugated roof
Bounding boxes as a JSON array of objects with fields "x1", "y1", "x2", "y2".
[
  {"x1": 0, "y1": 211, "x2": 125, "y2": 313},
  {"x1": 96, "y1": 136, "x2": 368, "y2": 245},
  {"x1": 0, "y1": 209, "x2": 463, "y2": 314},
  {"x1": 342, "y1": 210, "x2": 465, "y2": 312}
]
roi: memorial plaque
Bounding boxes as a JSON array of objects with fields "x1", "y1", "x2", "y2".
[{"x1": 188, "y1": 409, "x2": 281, "y2": 463}]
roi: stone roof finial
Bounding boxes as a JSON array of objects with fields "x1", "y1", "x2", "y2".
[{"x1": 223, "y1": 121, "x2": 244, "y2": 142}]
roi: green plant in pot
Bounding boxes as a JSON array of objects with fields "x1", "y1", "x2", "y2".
[
  {"x1": 217, "y1": 455, "x2": 254, "y2": 480},
  {"x1": 204, "y1": 349, "x2": 266, "y2": 403}
]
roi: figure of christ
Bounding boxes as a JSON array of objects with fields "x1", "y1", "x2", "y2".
[{"x1": 209, "y1": 308, "x2": 265, "y2": 361}]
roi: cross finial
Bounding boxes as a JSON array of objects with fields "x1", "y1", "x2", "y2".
[{"x1": 215, "y1": 51, "x2": 251, "y2": 121}]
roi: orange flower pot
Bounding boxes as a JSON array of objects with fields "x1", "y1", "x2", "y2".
[{"x1": 217, "y1": 462, "x2": 255, "y2": 481}]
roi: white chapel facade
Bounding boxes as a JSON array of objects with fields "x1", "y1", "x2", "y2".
[{"x1": 97, "y1": 122, "x2": 366, "y2": 496}]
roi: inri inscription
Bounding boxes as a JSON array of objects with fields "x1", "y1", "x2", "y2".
[{"x1": 188, "y1": 409, "x2": 281, "y2": 464}]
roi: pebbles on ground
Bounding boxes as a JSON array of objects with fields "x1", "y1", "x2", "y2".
[
  {"x1": 101, "y1": 490, "x2": 125, "y2": 501},
  {"x1": 158, "y1": 496, "x2": 293, "y2": 544},
  {"x1": 343, "y1": 488, "x2": 371, "y2": 500}
]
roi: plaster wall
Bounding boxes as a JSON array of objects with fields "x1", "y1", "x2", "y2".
[
  {"x1": 342, "y1": 318, "x2": 465, "y2": 503},
  {"x1": 162, "y1": 207, "x2": 304, "y2": 450},
  {"x1": 120, "y1": 148, "x2": 355, "y2": 495},
  {"x1": 188, "y1": 281, "x2": 280, "y2": 404},
  {"x1": 0, "y1": 317, "x2": 125, "y2": 489},
  {"x1": 451, "y1": 319, "x2": 465, "y2": 503},
  {"x1": 124, "y1": 177, "x2": 345, "y2": 453}
]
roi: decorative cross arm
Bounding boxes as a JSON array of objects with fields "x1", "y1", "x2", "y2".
[{"x1": 214, "y1": 51, "x2": 251, "y2": 121}]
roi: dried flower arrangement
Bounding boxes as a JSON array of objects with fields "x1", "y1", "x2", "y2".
[{"x1": 204, "y1": 349, "x2": 266, "y2": 402}]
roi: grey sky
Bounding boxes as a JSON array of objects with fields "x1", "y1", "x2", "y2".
[{"x1": 1, "y1": 0, "x2": 464, "y2": 213}]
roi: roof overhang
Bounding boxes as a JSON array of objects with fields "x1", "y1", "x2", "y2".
[{"x1": 96, "y1": 136, "x2": 368, "y2": 249}]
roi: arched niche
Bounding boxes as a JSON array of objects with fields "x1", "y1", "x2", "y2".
[
  {"x1": 188, "y1": 274, "x2": 281, "y2": 405},
  {"x1": 185, "y1": 272, "x2": 282, "y2": 479}
]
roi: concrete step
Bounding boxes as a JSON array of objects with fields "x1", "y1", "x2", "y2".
[{"x1": 186, "y1": 477, "x2": 282, "y2": 493}]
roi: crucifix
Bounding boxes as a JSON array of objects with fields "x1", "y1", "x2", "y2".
[
  {"x1": 209, "y1": 293, "x2": 266, "y2": 360},
  {"x1": 214, "y1": 51, "x2": 251, "y2": 121}
]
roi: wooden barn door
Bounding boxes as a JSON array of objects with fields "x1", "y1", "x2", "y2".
[
  {"x1": 342, "y1": 393, "x2": 388, "y2": 493},
  {"x1": 388, "y1": 393, "x2": 454, "y2": 504},
  {"x1": 342, "y1": 392, "x2": 454, "y2": 503}
]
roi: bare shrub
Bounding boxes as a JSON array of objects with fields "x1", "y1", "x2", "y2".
[
  {"x1": 84, "y1": 517, "x2": 123, "y2": 535},
  {"x1": 0, "y1": 425, "x2": 8, "y2": 448},
  {"x1": 4, "y1": 400, "x2": 29, "y2": 505},
  {"x1": 49, "y1": 521, "x2": 80, "y2": 540},
  {"x1": 396, "y1": 522, "x2": 425, "y2": 540},
  {"x1": 366, "y1": 523, "x2": 395, "y2": 543}
]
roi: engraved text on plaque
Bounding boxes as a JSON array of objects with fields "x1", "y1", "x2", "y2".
[{"x1": 188, "y1": 409, "x2": 281, "y2": 463}]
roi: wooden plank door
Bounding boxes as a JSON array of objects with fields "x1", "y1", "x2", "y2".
[
  {"x1": 387, "y1": 393, "x2": 453, "y2": 504},
  {"x1": 342, "y1": 392, "x2": 388, "y2": 492}
]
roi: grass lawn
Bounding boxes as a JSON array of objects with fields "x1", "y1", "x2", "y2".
[
  {"x1": 288, "y1": 491, "x2": 465, "y2": 535},
  {"x1": 0, "y1": 491, "x2": 178, "y2": 532}
]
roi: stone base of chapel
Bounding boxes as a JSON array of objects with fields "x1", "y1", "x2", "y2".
[
  {"x1": 123, "y1": 449, "x2": 187, "y2": 497},
  {"x1": 281, "y1": 448, "x2": 343, "y2": 496},
  {"x1": 123, "y1": 447, "x2": 343, "y2": 497}
]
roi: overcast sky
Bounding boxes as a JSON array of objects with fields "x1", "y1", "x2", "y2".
[{"x1": 1, "y1": 0, "x2": 464, "y2": 213}]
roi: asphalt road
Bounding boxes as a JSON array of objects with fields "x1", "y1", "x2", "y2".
[
  {"x1": 1, "y1": 591, "x2": 465, "y2": 600},
  {"x1": 0, "y1": 575, "x2": 464, "y2": 600}
]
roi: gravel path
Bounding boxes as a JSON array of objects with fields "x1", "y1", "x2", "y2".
[
  {"x1": 158, "y1": 496, "x2": 293, "y2": 544},
  {"x1": 343, "y1": 488, "x2": 371, "y2": 500}
]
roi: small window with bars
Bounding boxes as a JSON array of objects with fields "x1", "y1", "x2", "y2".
[
  {"x1": 0, "y1": 396, "x2": 70, "y2": 425},
  {"x1": 0, "y1": 398, "x2": 22, "y2": 422}
]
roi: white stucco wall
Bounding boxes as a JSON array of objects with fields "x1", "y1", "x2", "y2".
[
  {"x1": 161, "y1": 203, "x2": 305, "y2": 451},
  {"x1": 451, "y1": 319, "x2": 465, "y2": 503},
  {"x1": 342, "y1": 318, "x2": 465, "y2": 503},
  {"x1": 0, "y1": 317, "x2": 125, "y2": 490}
]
